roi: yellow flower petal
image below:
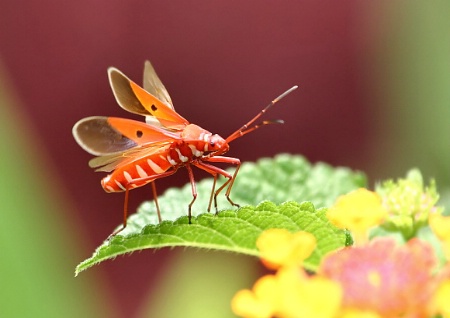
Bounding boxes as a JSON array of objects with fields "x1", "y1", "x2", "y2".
[
  {"x1": 231, "y1": 289, "x2": 273, "y2": 318},
  {"x1": 429, "y1": 213, "x2": 450, "y2": 241},
  {"x1": 276, "y1": 268, "x2": 342, "y2": 318},
  {"x1": 231, "y1": 275, "x2": 280, "y2": 318},
  {"x1": 339, "y1": 308, "x2": 381, "y2": 318},
  {"x1": 257, "y1": 229, "x2": 316, "y2": 269},
  {"x1": 429, "y1": 214, "x2": 450, "y2": 260},
  {"x1": 327, "y1": 189, "x2": 387, "y2": 244},
  {"x1": 430, "y1": 280, "x2": 450, "y2": 317}
]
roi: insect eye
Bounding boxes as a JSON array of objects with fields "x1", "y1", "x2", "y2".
[
  {"x1": 136, "y1": 130, "x2": 143, "y2": 138},
  {"x1": 210, "y1": 141, "x2": 215, "y2": 147}
]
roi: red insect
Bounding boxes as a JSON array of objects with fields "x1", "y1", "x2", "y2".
[{"x1": 73, "y1": 61, "x2": 297, "y2": 236}]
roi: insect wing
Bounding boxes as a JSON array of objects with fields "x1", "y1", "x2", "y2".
[
  {"x1": 108, "y1": 67, "x2": 189, "y2": 130},
  {"x1": 143, "y1": 60, "x2": 174, "y2": 109},
  {"x1": 89, "y1": 143, "x2": 171, "y2": 172},
  {"x1": 88, "y1": 149, "x2": 139, "y2": 172},
  {"x1": 107, "y1": 117, "x2": 180, "y2": 144},
  {"x1": 72, "y1": 116, "x2": 179, "y2": 156}
]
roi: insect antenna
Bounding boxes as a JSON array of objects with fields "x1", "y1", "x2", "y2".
[
  {"x1": 225, "y1": 85, "x2": 298, "y2": 143},
  {"x1": 231, "y1": 119, "x2": 284, "y2": 141}
]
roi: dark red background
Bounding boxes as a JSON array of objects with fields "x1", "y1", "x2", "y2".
[{"x1": 1, "y1": 1, "x2": 371, "y2": 316}]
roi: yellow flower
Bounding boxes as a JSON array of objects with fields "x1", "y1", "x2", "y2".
[
  {"x1": 256, "y1": 228, "x2": 316, "y2": 269},
  {"x1": 429, "y1": 279, "x2": 450, "y2": 317},
  {"x1": 338, "y1": 308, "x2": 381, "y2": 318},
  {"x1": 231, "y1": 267, "x2": 342, "y2": 318},
  {"x1": 327, "y1": 188, "x2": 387, "y2": 244},
  {"x1": 429, "y1": 213, "x2": 450, "y2": 241},
  {"x1": 278, "y1": 271, "x2": 342, "y2": 318},
  {"x1": 429, "y1": 213, "x2": 450, "y2": 261},
  {"x1": 232, "y1": 227, "x2": 340, "y2": 318},
  {"x1": 231, "y1": 275, "x2": 278, "y2": 318}
]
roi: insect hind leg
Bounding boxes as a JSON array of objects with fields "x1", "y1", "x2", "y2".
[
  {"x1": 108, "y1": 186, "x2": 131, "y2": 239},
  {"x1": 185, "y1": 164, "x2": 197, "y2": 224},
  {"x1": 109, "y1": 170, "x2": 177, "y2": 238}
]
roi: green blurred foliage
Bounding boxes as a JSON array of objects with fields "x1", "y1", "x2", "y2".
[
  {"x1": 0, "y1": 65, "x2": 115, "y2": 318},
  {"x1": 137, "y1": 250, "x2": 257, "y2": 318},
  {"x1": 366, "y1": 2, "x2": 450, "y2": 189}
]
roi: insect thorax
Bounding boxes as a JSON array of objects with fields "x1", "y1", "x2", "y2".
[{"x1": 165, "y1": 124, "x2": 228, "y2": 166}]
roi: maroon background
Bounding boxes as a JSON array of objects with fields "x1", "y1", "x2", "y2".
[{"x1": 1, "y1": 1, "x2": 370, "y2": 316}]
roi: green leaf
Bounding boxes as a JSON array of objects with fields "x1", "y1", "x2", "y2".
[
  {"x1": 77, "y1": 202, "x2": 347, "y2": 275},
  {"x1": 75, "y1": 154, "x2": 365, "y2": 275}
]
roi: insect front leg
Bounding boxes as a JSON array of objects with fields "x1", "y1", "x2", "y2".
[
  {"x1": 195, "y1": 156, "x2": 241, "y2": 212},
  {"x1": 188, "y1": 161, "x2": 219, "y2": 213},
  {"x1": 193, "y1": 162, "x2": 229, "y2": 212},
  {"x1": 208, "y1": 174, "x2": 218, "y2": 214},
  {"x1": 202, "y1": 156, "x2": 241, "y2": 209}
]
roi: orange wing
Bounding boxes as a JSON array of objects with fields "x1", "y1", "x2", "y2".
[
  {"x1": 108, "y1": 62, "x2": 189, "y2": 130},
  {"x1": 73, "y1": 116, "x2": 180, "y2": 172}
]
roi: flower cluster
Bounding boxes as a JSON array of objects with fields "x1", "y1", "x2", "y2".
[
  {"x1": 376, "y1": 169, "x2": 443, "y2": 240},
  {"x1": 232, "y1": 229, "x2": 342, "y2": 318},
  {"x1": 232, "y1": 171, "x2": 450, "y2": 318}
]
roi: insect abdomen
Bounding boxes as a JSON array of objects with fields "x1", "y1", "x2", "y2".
[{"x1": 101, "y1": 154, "x2": 172, "y2": 193}]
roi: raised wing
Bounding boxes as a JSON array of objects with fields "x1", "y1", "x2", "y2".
[
  {"x1": 72, "y1": 116, "x2": 180, "y2": 156},
  {"x1": 143, "y1": 60, "x2": 174, "y2": 109},
  {"x1": 108, "y1": 66, "x2": 189, "y2": 130}
]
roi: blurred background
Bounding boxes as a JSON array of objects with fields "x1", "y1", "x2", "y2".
[{"x1": 1, "y1": 1, "x2": 449, "y2": 317}]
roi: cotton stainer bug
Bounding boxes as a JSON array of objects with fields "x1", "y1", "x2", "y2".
[{"x1": 73, "y1": 61, "x2": 297, "y2": 236}]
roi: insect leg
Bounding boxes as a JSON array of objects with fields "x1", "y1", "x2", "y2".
[
  {"x1": 108, "y1": 186, "x2": 131, "y2": 239},
  {"x1": 188, "y1": 161, "x2": 218, "y2": 212},
  {"x1": 109, "y1": 169, "x2": 178, "y2": 237},
  {"x1": 151, "y1": 182, "x2": 162, "y2": 223},
  {"x1": 192, "y1": 162, "x2": 229, "y2": 212},
  {"x1": 202, "y1": 156, "x2": 241, "y2": 209},
  {"x1": 208, "y1": 174, "x2": 218, "y2": 213},
  {"x1": 194, "y1": 156, "x2": 241, "y2": 212},
  {"x1": 185, "y1": 164, "x2": 197, "y2": 224}
]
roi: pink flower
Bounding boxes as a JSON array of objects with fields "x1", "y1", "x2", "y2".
[{"x1": 320, "y1": 237, "x2": 437, "y2": 317}]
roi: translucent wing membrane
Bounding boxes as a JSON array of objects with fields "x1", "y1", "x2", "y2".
[
  {"x1": 73, "y1": 116, "x2": 138, "y2": 156},
  {"x1": 143, "y1": 61, "x2": 174, "y2": 109},
  {"x1": 89, "y1": 143, "x2": 171, "y2": 172},
  {"x1": 108, "y1": 68, "x2": 149, "y2": 117},
  {"x1": 89, "y1": 152, "x2": 133, "y2": 172},
  {"x1": 72, "y1": 116, "x2": 180, "y2": 156}
]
